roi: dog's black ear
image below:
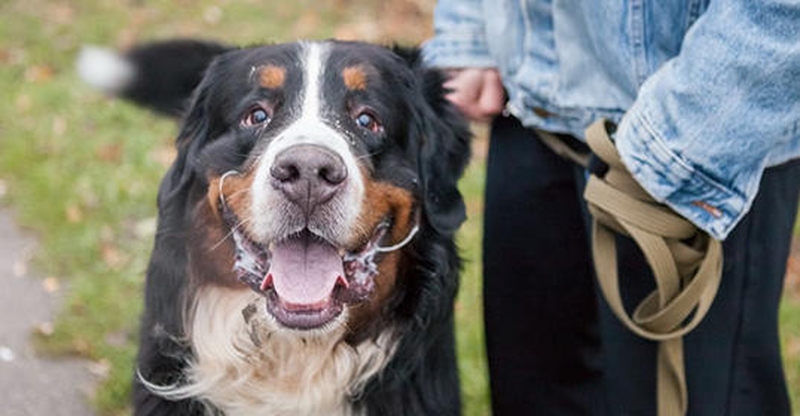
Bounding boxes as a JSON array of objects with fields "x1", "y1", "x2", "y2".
[
  {"x1": 400, "y1": 48, "x2": 472, "y2": 236},
  {"x1": 78, "y1": 39, "x2": 232, "y2": 117},
  {"x1": 156, "y1": 75, "x2": 214, "y2": 210}
]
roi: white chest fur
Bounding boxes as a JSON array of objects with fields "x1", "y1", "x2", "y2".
[{"x1": 142, "y1": 288, "x2": 397, "y2": 416}]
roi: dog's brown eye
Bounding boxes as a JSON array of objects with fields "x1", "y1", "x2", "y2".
[
  {"x1": 242, "y1": 106, "x2": 271, "y2": 127},
  {"x1": 354, "y1": 111, "x2": 383, "y2": 134}
]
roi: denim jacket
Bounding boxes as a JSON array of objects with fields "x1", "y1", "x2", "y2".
[{"x1": 422, "y1": 0, "x2": 800, "y2": 240}]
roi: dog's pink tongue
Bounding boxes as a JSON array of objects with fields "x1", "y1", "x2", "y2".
[{"x1": 265, "y1": 236, "x2": 343, "y2": 306}]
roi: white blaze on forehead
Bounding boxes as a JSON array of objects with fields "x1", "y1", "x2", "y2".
[
  {"x1": 249, "y1": 42, "x2": 365, "y2": 243},
  {"x1": 301, "y1": 41, "x2": 324, "y2": 121}
]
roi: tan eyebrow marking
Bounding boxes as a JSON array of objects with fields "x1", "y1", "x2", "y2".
[
  {"x1": 258, "y1": 65, "x2": 287, "y2": 89},
  {"x1": 342, "y1": 65, "x2": 368, "y2": 91}
]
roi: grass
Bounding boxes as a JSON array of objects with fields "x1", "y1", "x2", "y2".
[
  {"x1": 0, "y1": 1, "x2": 797, "y2": 416},
  {"x1": 456, "y1": 151, "x2": 491, "y2": 414},
  {"x1": 784, "y1": 216, "x2": 800, "y2": 411},
  {"x1": 782, "y1": 299, "x2": 800, "y2": 411}
]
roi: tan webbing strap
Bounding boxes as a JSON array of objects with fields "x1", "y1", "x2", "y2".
[
  {"x1": 536, "y1": 129, "x2": 591, "y2": 168},
  {"x1": 582, "y1": 119, "x2": 723, "y2": 416}
]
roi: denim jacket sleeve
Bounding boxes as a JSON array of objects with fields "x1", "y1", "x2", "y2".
[
  {"x1": 615, "y1": 0, "x2": 800, "y2": 240},
  {"x1": 421, "y1": 0, "x2": 497, "y2": 68}
]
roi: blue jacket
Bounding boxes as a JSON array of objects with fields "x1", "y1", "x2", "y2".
[{"x1": 422, "y1": 0, "x2": 800, "y2": 240}]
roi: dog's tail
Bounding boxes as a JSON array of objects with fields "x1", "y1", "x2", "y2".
[{"x1": 77, "y1": 40, "x2": 231, "y2": 117}]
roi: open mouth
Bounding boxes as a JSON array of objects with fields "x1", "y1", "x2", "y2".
[{"x1": 226, "y1": 212, "x2": 392, "y2": 330}]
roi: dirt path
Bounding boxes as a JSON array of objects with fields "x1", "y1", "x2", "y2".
[{"x1": 0, "y1": 209, "x2": 96, "y2": 416}]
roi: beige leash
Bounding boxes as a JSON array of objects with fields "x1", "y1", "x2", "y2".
[{"x1": 581, "y1": 119, "x2": 723, "y2": 416}]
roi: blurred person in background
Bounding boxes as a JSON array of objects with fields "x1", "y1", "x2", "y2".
[{"x1": 423, "y1": 0, "x2": 800, "y2": 414}]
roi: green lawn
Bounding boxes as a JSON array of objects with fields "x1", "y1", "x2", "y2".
[{"x1": 0, "y1": 1, "x2": 796, "y2": 416}]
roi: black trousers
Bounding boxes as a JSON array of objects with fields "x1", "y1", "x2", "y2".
[{"x1": 483, "y1": 115, "x2": 800, "y2": 415}]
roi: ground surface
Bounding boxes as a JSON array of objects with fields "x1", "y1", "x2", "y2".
[{"x1": 0, "y1": 209, "x2": 96, "y2": 416}]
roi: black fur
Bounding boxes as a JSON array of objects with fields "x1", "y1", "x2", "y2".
[
  {"x1": 122, "y1": 39, "x2": 231, "y2": 116},
  {"x1": 109, "y1": 40, "x2": 471, "y2": 415}
]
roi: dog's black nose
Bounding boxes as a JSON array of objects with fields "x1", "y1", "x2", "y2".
[{"x1": 270, "y1": 144, "x2": 348, "y2": 212}]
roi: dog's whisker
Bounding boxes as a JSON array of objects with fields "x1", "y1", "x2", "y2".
[
  {"x1": 355, "y1": 150, "x2": 382, "y2": 161},
  {"x1": 225, "y1": 187, "x2": 250, "y2": 201},
  {"x1": 210, "y1": 216, "x2": 252, "y2": 251}
]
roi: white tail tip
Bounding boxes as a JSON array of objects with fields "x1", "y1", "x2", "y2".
[{"x1": 76, "y1": 45, "x2": 135, "y2": 94}]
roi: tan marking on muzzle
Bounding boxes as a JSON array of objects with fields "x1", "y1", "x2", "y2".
[
  {"x1": 358, "y1": 177, "x2": 416, "y2": 253},
  {"x1": 346, "y1": 176, "x2": 416, "y2": 335},
  {"x1": 207, "y1": 170, "x2": 256, "y2": 219}
]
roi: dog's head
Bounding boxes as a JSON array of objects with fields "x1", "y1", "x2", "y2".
[{"x1": 159, "y1": 41, "x2": 470, "y2": 335}]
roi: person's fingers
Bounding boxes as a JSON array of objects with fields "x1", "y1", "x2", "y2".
[
  {"x1": 477, "y1": 69, "x2": 506, "y2": 120},
  {"x1": 443, "y1": 68, "x2": 505, "y2": 123},
  {"x1": 443, "y1": 68, "x2": 483, "y2": 119}
]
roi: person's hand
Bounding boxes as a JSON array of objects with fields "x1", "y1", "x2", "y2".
[{"x1": 444, "y1": 68, "x2": 505, "y2": 123}]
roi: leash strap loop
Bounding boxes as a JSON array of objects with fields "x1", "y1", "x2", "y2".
[{"x1": 582, "y1": 119, "x2": 723, "y2": 416}]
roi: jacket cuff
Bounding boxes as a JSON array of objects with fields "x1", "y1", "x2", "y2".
[
  {"x1": 614, "y1": 106, "x2": 748, "y2": 241},
  {"x1": 421, "y1": 34, "x2": 497, "y2": 69}
]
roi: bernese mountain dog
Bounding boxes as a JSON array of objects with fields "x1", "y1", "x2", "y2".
[{"x1": 78, "y1": 39, "x2": 471, "y2": 415}]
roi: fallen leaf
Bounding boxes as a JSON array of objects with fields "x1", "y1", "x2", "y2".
[
  {"x1": 2, "y1": 47, "x2": 26, "y2": 66},
  {"x1": 88, "y1": 358, "x2": 111, "y2": 378},
  {"x1": 72, "y1": 338, "x2": 91, "y2": 355},
  {"x1": 65, "y1": 204, "x2": 83, "y2": 223},
  {"x1": 36, "y1": 322, "x2": 55, "y2": 337},
  {"x1": 101, "y1": 242, "x2": 127, "y2": 270},
  {"x1": 95, "y1": 142, "x2": 123, "y2": 163},
  {"x1": 149, "y1": 145, "x2": 177, "y2": 168},
  {"x1": 42, "y1": 276, "x2": 60, "y2": 293},
  {"x1": 24, "y1": 65, "x2": 55, "y2": 83}
]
